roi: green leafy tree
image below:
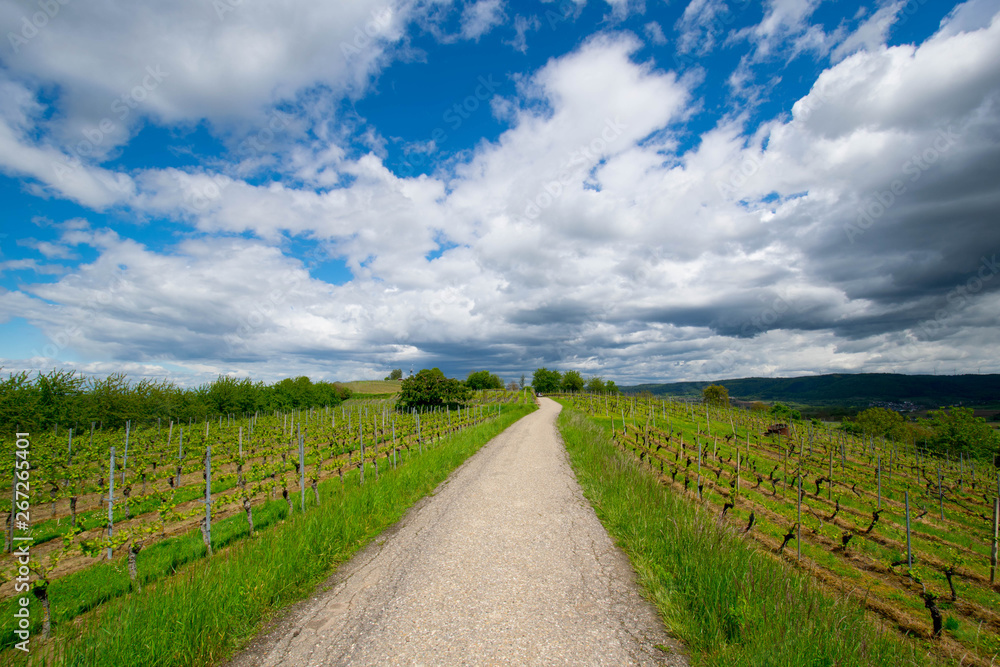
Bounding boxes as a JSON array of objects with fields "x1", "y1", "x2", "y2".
[
  {"x1": 465, "y1": 370, "x2": 504, "y2": 390},
  {"x1": 702, "y1": 384, "x2": 729, "y2": 406},
  {"x1": 769, "y1": 403, "x2": 801, "y2": 421},
  {"x1": 585, "y1": 377, "x2": 606, "y2": 393},
  {"x1": 396, "y1": 368, "x2": 471, "y2": 410},
  {"x1": 844, "y1": 407, "x2": 907, "y2": 440},
  {"x1": 561, "y1": 370, "x2": 585, "y2": 392},
  {"x1": 532, "y1": 368, "x2": 562, "y2": 393},
  {"x1": 923, "y1": 407, "x2": 1000, "y2": 459},
  {"x1": 605, "y1": 380, "x2": 619, "y2": 394}
]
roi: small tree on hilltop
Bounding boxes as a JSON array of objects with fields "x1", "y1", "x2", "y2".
[
  {"x1": 562, "y1": 370, "x2": 585, "y2": 393},
  {"x1": 396, "y1": 368, "x2": 471, "y2": 410},
  {"x1": 532, "y1": 368, "x2": 562, "y2": 393},
  {"x1": 585, "y1": 377, "x2": 606, "y2": 393},
  {"x1": 466, "y1": 370, "x2": 503, "y2": 390},
  {"x1": 702, "y1": 384, "x2": 729, "y2": 406},
  {"x1": 385, "y1": 369, "x2": 403, "y2": 381}
]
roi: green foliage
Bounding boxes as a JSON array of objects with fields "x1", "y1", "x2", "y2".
[
  {"x1": 923, "y1": 406, "x2": 1000, "y2": 459},
  {"x1": 396, "y1": 368, "x2": 472, "y2": 410},
  {"x1": 0, "y1": 368, "x2": 352, "y2": 432},
  {"x1": 702, "y1": 384, "x2": 729, "y2": 406},
  {"x1": 604, "y1": 380, "x2": 619, "y2": 394},
  {"x1": 585, "y1": 376, "x2": 606, "y2": 393},
  {"x1": 769, "y1": 403, "x2": 802, "y2": 421},
  {"x1": 842, "y1": 407, "x2": 908, "y2": 440},
  {"x1": 561, "y1": 370, "x2": 584, "y2": 392},
  {"x1": 384, "y1": 369, "x2": 403, "y2": 381},
  {"x1": 532, "y1": 367, "x2": 562, "y2": 393},
  {"x1": 465, "y1": 370, "x2": 503, "y2": 390}
]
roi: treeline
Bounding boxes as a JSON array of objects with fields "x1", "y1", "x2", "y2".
[
  {"x1": 531, "y1": 368, "x2": 619, "y2": 394},
  {"x1": 840, "y1": 405, "x2": 1000, "y2": 460},
  {"x1": 0, "y1": 369, "x2": 352, "y2": 432}
]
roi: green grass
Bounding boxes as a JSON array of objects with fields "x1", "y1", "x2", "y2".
[
  {"x1": 556, "y1": 405, "x2": 929, "y2": 667},
  {"x1": 341, "y1": 380, "x2": 402, "y2": 395},
  {"x1": 6, "y1": 401, "x2": 535, "y2": 666}
]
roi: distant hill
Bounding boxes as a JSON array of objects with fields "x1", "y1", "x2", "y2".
[{"x1": 624, "y1": 373, "x2": 1000, "y2": 408}]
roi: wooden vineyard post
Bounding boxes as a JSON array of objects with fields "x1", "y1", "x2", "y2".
[
  {"x1": 392, "y1": 421, "x2": 397, "y2": 469},
  {"x1": 239, "y1": 426, "x2": 243, "y2": 459},
  {"x1": 203, "y1": 444, "x2": 213, "y2": 556},
  {"x1": 905, "y1": 490, "x2": 912, "y2": 571},
  {"x1": 828, "y1": 449, "x2": 833, "y2": 501},
  {"x1": 939, "y1": 467, "x2": 944, "y2": 521},
  {"x1": 359, "y1": 421, "x2": 365, "y2": 485},
  {"x1": 697, "y1": 439, "x2": 702, "y2": 500},
  {"x1": 299, "y1": 425, "x2": 305, "y2": 512},
  {"x1": 167, "y1": 420, "x2": 173, "y2": 448},
  {"x1": 877, "y1": 454, "x2": 881, "y2": 510},
  {"x1": 736, "y1": 451, "x2": 741, "y2": 495},
  {"x1": 992, "y1": 497, "x2": 999, "y2": 584},
  {"x1": 417, "y1": 412, "x2": 422, "y2": 454},
  {"x1": 797, "y1": 474, "x2": 802, "y2": 561},
  {"x1": 107, "y1": 446, "x2": 115, "y2": 560}
]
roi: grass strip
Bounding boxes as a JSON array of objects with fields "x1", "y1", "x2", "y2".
[
  {"x1": 11, "y1": 401, "x2": 535, "y2": 667},
  {"x1": 556, "y1": 405, "x2": 931, "y2": 667}
]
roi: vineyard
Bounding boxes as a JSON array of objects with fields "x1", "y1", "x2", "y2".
[
  {"x1": 558, "y1": 393, "x2": 1000, "y2": 666},
  {"x1": 0, "y1": 389, "x2": 531, "y2": 662}
]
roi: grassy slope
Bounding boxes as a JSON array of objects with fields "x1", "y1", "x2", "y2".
[
  {"x1": 15, "y1": 401, "x2": 535, "y2": 667},
  {"x1": 556, "y1": 404, "x2": 929, "y2": 667},
  {"x1": 341, "y1": 380, "x2": 402, "y2": 395}
]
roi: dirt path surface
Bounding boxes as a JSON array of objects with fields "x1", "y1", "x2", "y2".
[{"x1": 227, "y1": 398, "x2": 686, "y2": 667}]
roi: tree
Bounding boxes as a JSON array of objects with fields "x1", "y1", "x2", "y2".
[
  {"x1": 923, "y1": 407, "x2": 1000, "y2": 459},
  {"x1": 465, "y1": 370, "x2": 503, "y2": 390},
  {"x1": 385, "y1": 369, "x2": 403, "y2": 381},
  {"x1": 585, "y1": 377, "x2": 606, "y2": 393},
  {"x1": 605, "y1": 380, "x2": 619, "y2": 394},
  {"x1": 561, "y1": 370, "x2": 584, "y2": 392},
  {"x1": 506, "y1": 380, "x2": 520, "y2": 391},
  {"x1": 532, "y1": 368, "x2": 562, "y2": 393},
  {"x1": 702, "y1": 384, "x2": 729, "y2": 406},
  {"x1": 396, "y1": 368, "x2": 471, "y2": 410},
  {"x1": 844, "y1": 407, "x2": 907, "y2": 441},
  {"x1": 519, "y1": 373, "x2": 526, "y2": 389},
  {"x1": 769, "y1": 403, "x2": 801, "y2": 421}
]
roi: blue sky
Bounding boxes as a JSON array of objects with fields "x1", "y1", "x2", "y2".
[{"x1": 1, "y1": 0, "x2": 999, "y2": 387}]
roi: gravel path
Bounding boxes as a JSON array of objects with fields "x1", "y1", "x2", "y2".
[{"x1": 226, "y1": 398, "x2": 687, "y2": 666}]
